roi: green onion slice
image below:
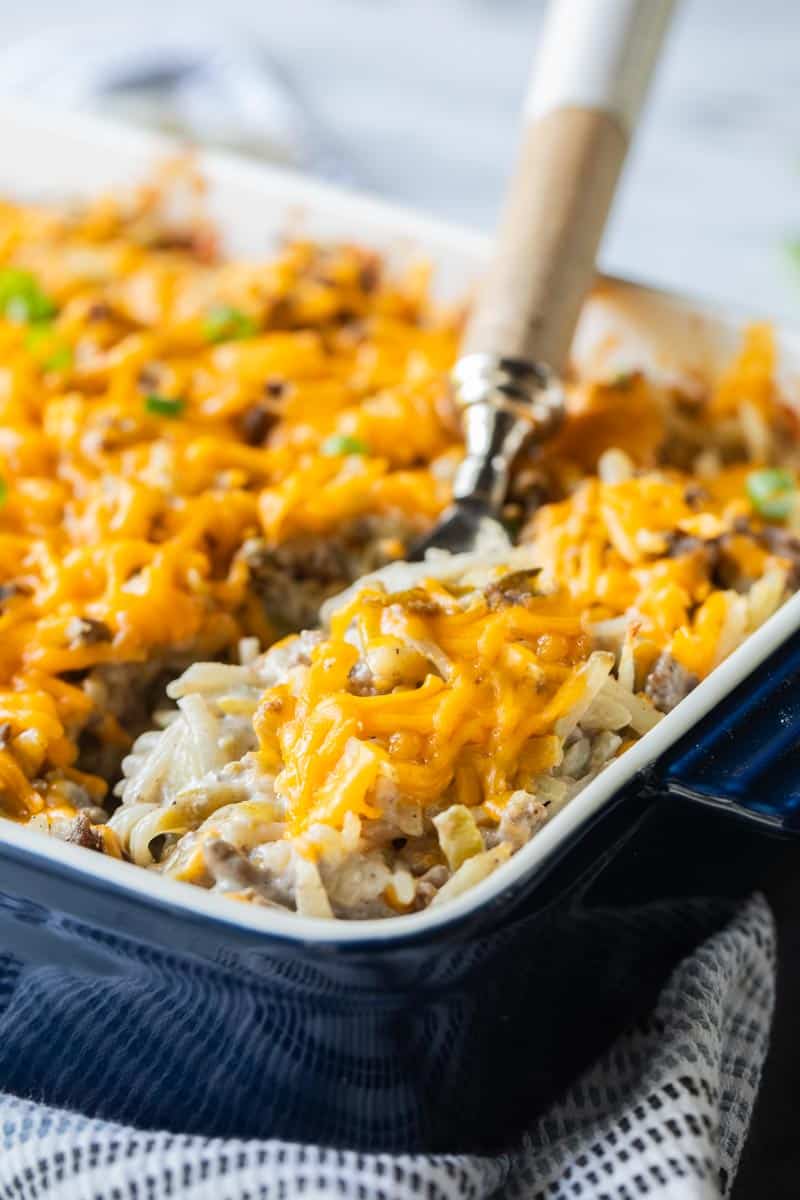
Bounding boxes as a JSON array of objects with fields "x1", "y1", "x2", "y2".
[
  {"x1": 0, "y1": 269, "x2": 56, "y2": 324},
  {"x1": 145, "y1": 393, "x2": 186, "y2": 419},
  {"x1": 43, "y1": 345, "x2": 73, "y2": 372},
  {"x1": 785, "y1": 237, "x2": 800, "y2": 272},
  {"x1": 202, "y1": 305, "x2": 258, "y2": 344},
  {"x1": 320, "y1": 434, "x2": 369, "y2": 457},
  {"x1": 746, "y1": 467, "x2": 796, "y2": 520},
  {"x1": 25, "y1": 325, "x2": 72, "y2": 372}
]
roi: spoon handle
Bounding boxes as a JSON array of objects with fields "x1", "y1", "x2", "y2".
[
  {"x1": 461, "y1": 0, "x2": 675, "y2": 372},
  {"x1": 442, "y1": 0, "x2": 676, "y2": 533}
]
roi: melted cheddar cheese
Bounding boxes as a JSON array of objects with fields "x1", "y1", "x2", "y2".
[
  {"x1": 528, "y1": 462, "x2": 793, "y2": 681},
  {"x1": 254, "y1": 579, "x2": 593, "y2": 835},
  {"x1": 0, "y1": 167, "x2": 794, "y2": 854},
  {"x1": 0, "y1": 172, "x2": 460, "y2": 817}
]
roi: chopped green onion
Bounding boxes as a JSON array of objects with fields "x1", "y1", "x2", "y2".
[
  {"x1": 746, "y1": 467, "x2": 796, "y2": 520},
  {"x1": 0, "y1": 478, "x2": 7, "y2": 507},
  {"x1": 0, "y1": 268, "x2": 56, "y2": 324},
  {"x1": 608, "y1": 370, "x2": 635, "y2": 389},
  {"x1": 202, "y1": 304, "x2": 258, "y2": 344},
  {"x1": 43, "y1": 345, "x2": 73, "y2": 372},
  {"x1": 145, "y1": 393, "x2": 186, "y2": 419},
  {"x1": 320, "y1": 434, "x2": 369, "y2": 457},
  {"x1": 25, "y1": 326, "x2": 49, "y2": 350},
  {"x1": 785, "y1": 237, "x2": 800, "y2": 273},
  {"x1": 24, "y1": 325, "x2": 72, "y2": 372}
]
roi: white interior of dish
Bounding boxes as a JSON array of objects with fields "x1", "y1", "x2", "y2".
[{"x1": 0, "y1": 101, "x2": 797, "y2": 945}]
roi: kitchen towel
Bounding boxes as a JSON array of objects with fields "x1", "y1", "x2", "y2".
[{"x1": 0, "y1": 893, "x2": 774, "y2": 1200}]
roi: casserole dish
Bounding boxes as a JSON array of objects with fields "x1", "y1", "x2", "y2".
[{"x1": 0, "y1": 103, "x2": 798, "y2": 1154}]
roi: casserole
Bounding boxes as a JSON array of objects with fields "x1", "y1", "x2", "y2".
[{"x1": 0, "y1": 102, "x2": 798, "y2": 1153}]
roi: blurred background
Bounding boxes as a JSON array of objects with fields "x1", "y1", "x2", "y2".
[{"x1": 0, "y1": 0, "x2": 795, "y2": 316}]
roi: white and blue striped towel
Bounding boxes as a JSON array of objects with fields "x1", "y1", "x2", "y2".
[{"x1": 0, "y1": 894, "x2": 774, "y2": 1200}]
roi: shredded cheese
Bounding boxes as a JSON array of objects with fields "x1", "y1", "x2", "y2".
[
  {"x1": 0, "y1": 165, "x2": 793, "y2": 858},
  {"x1": 527, "y1": 462, "x2": 793, "y2": 679},
  {"x1": 254, "y1": 579, "x2": 594, "y2": 835},
  {"x1": 0, "y1": 172, "x2": 459, "y2": 817}
]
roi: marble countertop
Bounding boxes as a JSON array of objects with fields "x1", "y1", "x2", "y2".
[{"x1": 0, "y1": 0, "x2": 798, "y2": 318}]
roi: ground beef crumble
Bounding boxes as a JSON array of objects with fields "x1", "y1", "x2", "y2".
[
  {"x1": 62, "y1": 812, "x2": 105, "y2": 852},
  {"x1": 645, "y1": 652, "x2": 699, "y2": 713}
]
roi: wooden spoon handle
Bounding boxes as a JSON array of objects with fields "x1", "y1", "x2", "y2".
[{"x1": 462, "y1": 0, "x2": 675, "y2": 373}]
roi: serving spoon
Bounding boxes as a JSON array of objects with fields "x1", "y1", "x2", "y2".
[{"x1": 411, "y1": 0, "x2": 676, "y2": 559}]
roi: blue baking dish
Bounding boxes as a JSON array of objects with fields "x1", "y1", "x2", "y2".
[{"x1": 0, "y1": 104, "x2": 798, "y2": 1154}]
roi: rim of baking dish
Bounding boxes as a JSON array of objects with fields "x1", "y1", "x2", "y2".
[{"x1": 0, "y1": 102, "x2": 797, "y2": 946}]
